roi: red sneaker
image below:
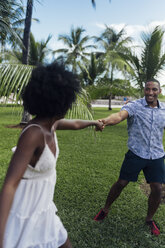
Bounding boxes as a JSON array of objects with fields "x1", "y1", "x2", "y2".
[
  {"x1": 94, "y1": 208, "x2": 108, "y2": 221},
  {"x1": 146, "y1": 220, "x2": 160, "y2": 236}
]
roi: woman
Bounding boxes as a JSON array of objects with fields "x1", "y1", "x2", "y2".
[{"x1": 0, "y1": 62, "x2": 103, "y2": 248}]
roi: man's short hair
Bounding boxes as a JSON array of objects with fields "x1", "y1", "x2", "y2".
[{"x1": 145, "y1": 78, "x2": 160, "y2": 88}]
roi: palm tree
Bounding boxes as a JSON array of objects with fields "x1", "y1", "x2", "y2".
[
  {"x1": 22, "y1": 0, "x2": 33, "y2": 65},
  {"x1": 78, "y1": 52, "x2": 106, "y2": 86},
  {"x1": 20, "y1": 0, "x2": 34, "y2": 123},
  {"x1": 0, "y1": 63, "x2": 34, "y2": 103},
  {"x1": 0, "y1": 2, "x2": 94, "y2": 121},
  {"x1": 87, "y1": 78, "x2": 135, "y2": 100},
  {"x1": 8, "y1": 33, "x2": 52, "y2": 66},
  {"x1": 29, "y1": 33, "x2": 52, "y2": 66},
  {"x1": 124, "y1": 26, "x2": 165, "y2": 96},
  {"x1": 91, "y1": 0, "x2": 96, "y2": 8},
  {"x1": 0, "y1": 0, "x2": 34, "y2": 106},
  {"x1": 53, "y1": 26, "x2": 95, "y2": 73},
  {"x1": 94, "y1": 25, "x2": 132, "y2": 109},
  {"x1": 0, "y1": 0, "x2": 23, "y2": 54},
  {"x1": 91, "y1": 0, "x2": 110, "y2": 8},
  {"x1": 0, "y1": 0, "x2": 34, "y2": 123},
  {"x1": 0, "y1": 63, "x2": 93, "y2": 120}
]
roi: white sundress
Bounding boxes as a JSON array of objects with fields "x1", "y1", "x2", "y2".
[{"x1": 4, "y1": 124, "x2": 68, "y2": 248}]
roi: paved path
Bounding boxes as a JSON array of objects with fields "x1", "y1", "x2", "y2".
[
  {"x1": 91, "y1": 99, "x2": 124, "y2": 109},
  {"x1": 91, "y1": 104, "x2": 123, "y2": 109}
]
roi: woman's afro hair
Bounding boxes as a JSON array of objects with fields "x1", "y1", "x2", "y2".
[{"x1": 22, "y1": 62, "x2": 81, "y2": 118}]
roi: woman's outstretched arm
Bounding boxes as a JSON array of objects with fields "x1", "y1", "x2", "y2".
[{"x1": 56, "y1": 119, "x2": 104, "y2": 131}]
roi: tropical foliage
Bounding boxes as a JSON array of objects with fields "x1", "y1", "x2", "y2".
[
  {"x1": 87, "y1": 78, "x2": 137, "y2": 100},
  {"x1": 0, "y1": 0, "x2": 23, "y2": 54},
  {"x1": 0, "y1": 63, "x2": 93, "y2": 119},
  {"x1": 78, "y1": 52, "x2": 105, "y2": 86},
  {"x1": 124, "y1": 26, "x2": 165, "y2": 96},
  {"x1": 53, "y1": 26, "x2": 95, "y2": 73},
  {"x1": 0, "y1": 63, "x2": 33, "y2": 103},
  {"x1": 0, "y1": 1, "x2": 94, "y2": 120},
  {"x1": 7, "y1": 33, "x2": 52, "y2": 65},
  {"x1": 93, "y1": 26, "x2": 133, "y2": 109},
  {"x1": 91, "y1": 0, "x2": 110, "y2": 8},
  {"x1": 94, "y1": 26, "x2": 132, "y2": 74},
  {"x1": 1, "y1": 0, "x2": 165, "y2": 115}
]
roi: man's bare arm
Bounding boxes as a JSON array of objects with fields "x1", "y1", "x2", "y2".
[{"x1": 101, "y1": 110, "x2": 129, "y2": 126}]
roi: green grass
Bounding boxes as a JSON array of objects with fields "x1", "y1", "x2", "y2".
[{"x1": 1, "y1": 107, "x2": 165, "y2": 248}]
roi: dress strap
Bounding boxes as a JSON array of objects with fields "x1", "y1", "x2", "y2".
[{"x1": 20, "y1": 124, "x2": 45, "y2": 143}]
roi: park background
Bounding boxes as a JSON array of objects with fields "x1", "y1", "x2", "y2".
[{"x1": 1, "y1": 1, "x2": 165, "y2": 247}]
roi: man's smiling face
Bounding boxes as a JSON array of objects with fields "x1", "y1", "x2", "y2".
[{"x1": 144, "y1": 81, "x2": 161, "y2": 107}]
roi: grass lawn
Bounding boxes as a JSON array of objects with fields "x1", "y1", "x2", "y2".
[{"x1": 1, "y1": 106, "x2": 165, "y2": 248}]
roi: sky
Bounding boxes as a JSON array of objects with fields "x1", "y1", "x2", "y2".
[
  {"x1": 27, "y1": 0, "x2": 165, "y2": 86},
  {"x1": 30, "y1": 0, "x2": 165, "y2": 47}
]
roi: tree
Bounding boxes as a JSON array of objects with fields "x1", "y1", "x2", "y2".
[
  {"x1": 91, "y1": 0, "x2": 96, "y2": 8},
  {"x1": 1, "y1": 0, "x2": 35, "y2": 123},
  {"x1": 22, "y1": 0, "x2": 33, "y2": 65},
  {"x1": 8, "y1": 33, "x2": 52, "y2": 66},
  {"x1": 87, "y1": 78, "x2": 136, "y2": 100},
  {"x1": 78, "y1": 52, "x2": 106, "y2": 86},
  {"x1": 91, "y1": 0, "x2": 110, "y2": 8},
  {"x1": 54, "y1": 26, "x2": 95, "y2": 73},
  {"x1": 0, "y1": 63, "x2": 93, "y2": 121},
  {"x1": 0, "y1": 1, "x2": 98, "y2": 121},
  {"x1": 124, "y1": 26, "x2": 165, "y2": 96},
  {"x1": 94, "y1": 25, "x2": 132, "y2": 109},
  {"x1": 0, "y1": 64, "x2": 33, "y2": 102},
  {"x1": 29, "y1": 33, "x2": 52, "y2": 66},
  {"x1": 0, "y1": 0, "x2": 23, "y2": 55},
  {"x1": 20, "y1": 0, "x2": 34, "y2": 123}
]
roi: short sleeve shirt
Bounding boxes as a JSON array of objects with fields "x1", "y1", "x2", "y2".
[{"x1": 121, "y1": 98, "x2": 165, "y2": 159}]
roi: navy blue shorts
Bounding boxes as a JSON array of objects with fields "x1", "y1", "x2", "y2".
[{"x1": 119, "y1": 150, "x2": 165, "y2": 183}]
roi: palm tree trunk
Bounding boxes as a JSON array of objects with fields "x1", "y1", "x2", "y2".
[
  {"x1": 108, "y1": 93, "x2": 112, "y2": 110},
  {"x1": 22, "y1": 0, "x2": 33, "y2": 64},
  {"x1": 108, "y1": 68, "x2": 113, "y2": 110},
  {"x1": 21, "y1": 0, "x2": 33, "y2": 124}
]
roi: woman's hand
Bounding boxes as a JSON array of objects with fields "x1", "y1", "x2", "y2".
[{"x1": 95, "y1": 120, "x2": 105, "y2": 131}]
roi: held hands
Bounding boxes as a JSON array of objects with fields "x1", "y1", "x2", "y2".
[
  {"x1": 95, "y1": 120, "x2": 105, "y2": 132},
  {"x1": 98, "y1": 118, "x2": 107, "y2": 126}
]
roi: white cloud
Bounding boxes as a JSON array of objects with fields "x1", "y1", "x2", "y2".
[{"x1": 95, "y1": 21, "x2": 165, "y2": 42}]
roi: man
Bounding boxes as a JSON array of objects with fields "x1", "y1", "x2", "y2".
[{"x1": 94, "y1": 79, "x2": 165, "y2": 236}]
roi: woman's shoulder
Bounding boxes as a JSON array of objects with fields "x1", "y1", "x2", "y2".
[
  {"x1": 18, "y1": 124, "x2": 45, "y2": 147},
  {"x1": 21, "y1": 123, "x2": 43, "y2": 135}
]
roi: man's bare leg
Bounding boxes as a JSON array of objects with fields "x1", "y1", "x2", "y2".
[
  {"x1": 103, "y1": 179, "x2": 129, "y2": 213},
  {"x1": 146, "y1": 182, "x2": 162, "y2": 222},
  {"x1": 94, "y1": 179, "x2": 129, "y2": 221}
]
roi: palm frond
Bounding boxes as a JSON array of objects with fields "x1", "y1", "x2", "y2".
[
  {"x1": 91, "y1": 0, "x2": 96, "y2": 8},
  {"x1": 0, "y1": 64, "x2": 93, "y2": 121},
  {"x1": 141, "y1": 26, "x2": 165, "y2": 80},
  {"x1": 0, "y1": 18, "x2": 23, "y2": 48},
  {"x1": 0, "y1": 64, "x2": 34, "y2": 103},
  {"x1": 66, "y1": 88, "x2": 93, "y2": 120}
]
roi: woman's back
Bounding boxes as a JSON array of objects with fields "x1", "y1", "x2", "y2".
[{"x1": 3, "y1": 125, "x2": 68, "y2": 248}]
